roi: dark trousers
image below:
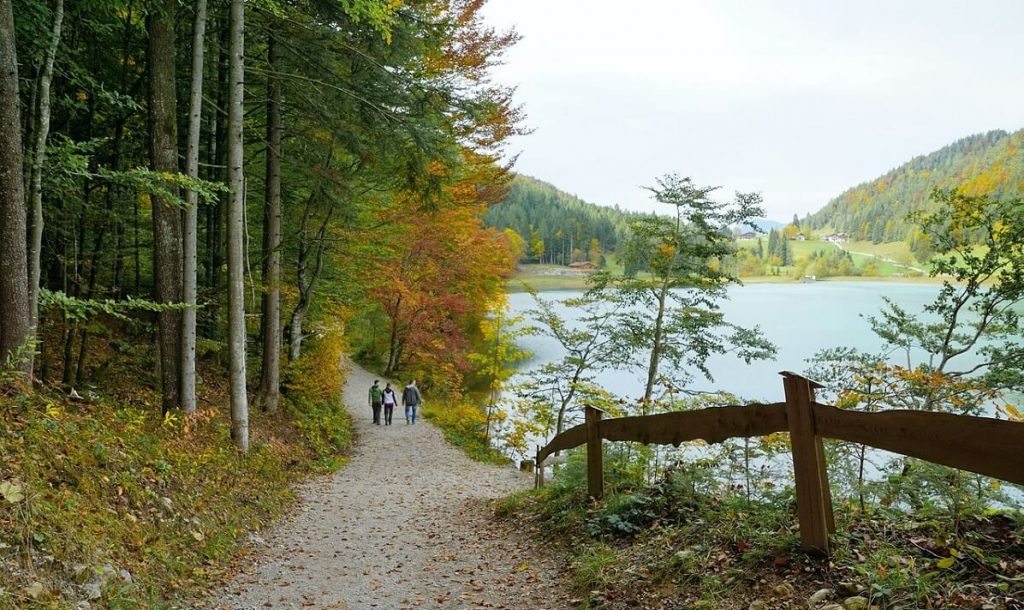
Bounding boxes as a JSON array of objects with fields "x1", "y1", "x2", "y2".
[
  {"x1": 383, "y1": 404, "x2": 394, "y2": 425},
  {"x1": 371, "y1": 403, "x2": 382, "y2": 425}
]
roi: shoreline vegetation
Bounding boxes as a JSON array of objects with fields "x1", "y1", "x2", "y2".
[{"x1": 509, "y1": 264, "x2": 947, "y2": 293}]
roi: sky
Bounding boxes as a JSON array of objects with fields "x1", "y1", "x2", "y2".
[{"x1": 479, "y1": 0, "x2": 1024, "y2": 221}]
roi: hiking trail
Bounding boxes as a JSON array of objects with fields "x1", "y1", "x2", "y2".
[{"x1": 206, "y1": 360, "x2": 570, "y2": 610}]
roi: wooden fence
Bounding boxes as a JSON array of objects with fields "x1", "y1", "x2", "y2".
[{"x1": 534, "y1": 372, "x2": 1024, "y2": 554}]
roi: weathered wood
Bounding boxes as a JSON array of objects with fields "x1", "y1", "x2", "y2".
[
  {"x1": 782, "y1": 373, "x2": 831, "y2": 554},
  {"x1": 813, "y1": 403, "x2": 1024, "y2": 486},
  {"x1": 585, "y1": 406, "x2": 604, "y2": 499},
  {"x1": 599, "y1": 403, "x2": 788, "y2": 446},
  {"x1": 537, "y1": 423, "x2": 587, "y2": 463}
]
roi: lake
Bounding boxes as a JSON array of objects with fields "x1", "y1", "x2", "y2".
[{"x1": 507, "y1": 281, "x2": 978, "y2": 404}]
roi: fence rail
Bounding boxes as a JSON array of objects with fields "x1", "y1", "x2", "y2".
[{"x1": 534, "y1": 372, "x2": 1024, "y2": 554}]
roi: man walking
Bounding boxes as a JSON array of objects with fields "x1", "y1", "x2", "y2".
[
  {"x1": 368, "y1": 379, "x2": 383, "y2": 425},
  {"x1": 402, "y1": 379, "x2": 421, "y2": 424}
]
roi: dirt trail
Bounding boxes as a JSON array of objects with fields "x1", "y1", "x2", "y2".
[{"x1": 206, "y1": 361, "x2": 570, "y2": 610}]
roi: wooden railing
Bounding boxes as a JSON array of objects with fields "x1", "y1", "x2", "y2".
[{"x1": 534, "y1": 372, "x2": 1024, "y2": 554}]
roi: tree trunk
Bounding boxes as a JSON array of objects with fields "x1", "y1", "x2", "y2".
[
  {"x1": 148, "y1": 0, "x2": 184, "y2": 413},
  {"x1": 226, "y1": 0, "x2": 249, "y2": 451},
  {"x1": 642, "y1": 282, "x2": 670, "y2": 410},
  {"x1": 258, "y1": 32, "x2": 282, "y2": 414},
  {"x1": 0, "y1": 0, "x2": 32, "y2": 381},
  {"x1": 181, "y1": 0, "x2": 207, "y2": 415},
  {"x1": 26, "y1": 0, "x2": 64, "y2": 377}
]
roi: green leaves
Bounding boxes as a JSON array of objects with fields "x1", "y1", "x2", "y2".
[{"x1": 39, "y1": 289, "x2": 194, "y2": 323}]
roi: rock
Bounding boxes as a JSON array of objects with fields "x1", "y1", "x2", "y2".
[
  {"x1": 82, "y1": 582, "x2": 102, "y2": 601},
  {"x1": 773, "y1": 582, "x2": 796, "y2": 598},
  {"x1": 24, "y1": 582, "x2": 44, "y2": 599},
  {"x1": 807, "y1": 588, "x2": 834, "y2": 606},
  {"x1": 821, "y1": 605, "x2": 844, "y2": 610},
  {"x1": 75, "y1": 602, "x2": 92, "y2": 610},
  {"x1": 72, "y1": 563, "x2": 90, "y2": 584},
  {"x1": 118, "y1": 569, "x2": 132, "y2": 583},
  {"x1": 158, "y1": 497, "x2": 174, "y2": 515},
  {"x1": 748, "y1": 601, "x2": 770, "y2": 610},
  {"x1": 843, "y1": 596, "x2": 869, "y2": 610},
  {"x1": 836, "y1": 582, "x2": 862, "y2": 596}
]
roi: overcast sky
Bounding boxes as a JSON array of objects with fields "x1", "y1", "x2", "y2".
[{"x1": 480, "y1": 0, "x2": 1024, "y2": 221}]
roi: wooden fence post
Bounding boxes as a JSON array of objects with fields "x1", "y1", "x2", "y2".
[
  {"x1": 535, "y1": 445, "x2": 544, "y2": 489},
  {"x1": 585, "y1": 406, "x2": 604, "y2": 499},
  {"x1": 781, "y1": 372, "x2": 834, "y2": 554}
]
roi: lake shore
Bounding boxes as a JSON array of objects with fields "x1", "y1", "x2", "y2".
[{"x1": 508, "y1": 270, "x2": 947, "y2": 293}]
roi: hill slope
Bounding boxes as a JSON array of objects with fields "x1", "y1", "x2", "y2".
[
  {"x1": 484, "y1": 175, "x2": 644, "y2": 263},
  {"x1": 807, "y1": 129, "x2": 1024, "y2": 244}
]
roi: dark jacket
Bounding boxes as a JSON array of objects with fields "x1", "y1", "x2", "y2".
[{"x1": 402, "y1": 384, "x2": 421, "y2": 406}]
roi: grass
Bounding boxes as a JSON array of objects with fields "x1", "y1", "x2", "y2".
[
  {"x1": 500, "y1": 450, "x2": 1024, "y2": 609},
  {"x1": 0, "y1": 333, "x2": 353, "y2": 609},
  {"x1": 421, "y1": 399, "x2": 510, "y2": 465}
]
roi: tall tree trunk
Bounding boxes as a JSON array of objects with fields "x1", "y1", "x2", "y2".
[
  {"x1": 0, "y1": 0, "x2": 32, "y2": 381},
  {"x1": 258, "y1": 32, "x2": 282, "y2": 413},
  {"x1": 148, "y1": 0, "x2": 184, "y2": 414},
  {"x1": 642, "y1": 281, "x2": 670, "y2": 411},
  {"x1": 26, "y1": 0, "x2": 64, "y2": 377},
  {"x1": 226, "y1": 0, "x2": 249, "y2": 451},
  {"x1": 181, "y1": 0, "x2": 207, "y2": 415}
]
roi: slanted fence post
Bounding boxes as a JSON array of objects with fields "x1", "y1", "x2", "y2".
[
  {"x1": 781, "y1": 372, "x2": 834, "y2": 554},
  {"x1": 585, "y1": 406, "x2": 604, "y2": 499}
]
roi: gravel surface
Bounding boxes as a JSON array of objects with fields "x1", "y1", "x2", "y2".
[{"x1": 206, "y1": 361, "x2": 571, "y2": 610}]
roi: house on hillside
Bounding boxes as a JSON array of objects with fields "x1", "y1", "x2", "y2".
[
  {"x1": 796, "y1": 233, "x2": 807, "y2": 241},
  {"x1": 567, "y1": 261, "x2": 598, "y2": 273},
  {"x1": 737, "y1": 232, "x2": 758, "y2": 240},
  {"x1": 824, "y1": 233, "x2": 849, "y2": 244}
]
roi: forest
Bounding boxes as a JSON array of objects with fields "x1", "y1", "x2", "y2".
[
  {"x1": 484, "y1": 174, "x2": 643, "y2": 265},
  {"x1": 807, "y1": 129, "x2": 1024, "y2": 257},
  {"x1": 0, "y1": 0, "x2": 523, "y2": 605}
]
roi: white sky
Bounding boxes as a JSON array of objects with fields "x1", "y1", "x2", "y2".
[{"x1": 480, "y1": 0, "x2": 1024, "y2": 221}]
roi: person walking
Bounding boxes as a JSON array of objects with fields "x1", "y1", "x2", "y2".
[
  {"x1": 402, "y1": 379, "x2": 422, "y2": 424},
  {"x1": 381, "y1": 382, "x2": 397, "y2": 426},
  {"x1": 368, "y1": 379, "x2": 383, "y2": 425}
]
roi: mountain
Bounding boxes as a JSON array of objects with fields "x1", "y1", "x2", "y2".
[
  {"x1": 807, "y1": 129, "x2": 1024, "y2": 244},
  {"x1": 485, "y1": 174, "x2": 645, "y2": 263}
]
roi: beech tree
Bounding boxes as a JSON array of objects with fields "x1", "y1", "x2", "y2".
[
  {"x1": 25, "y1": 0, "x2": 62, "y2": 376},
  {"x1": 182, "y1": 0, "x2": 207, "y2": 415},
  {"x1": 226, "y1": 0, "x2": 248, "y2": 451}
]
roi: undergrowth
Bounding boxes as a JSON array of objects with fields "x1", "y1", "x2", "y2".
[
  {"x1": 422, "y1": 399, "x2": 509, "y2": 465},
  {"x1": 504, "y1": 449, "x2": 1024, "y2": 610},
  {"x1": 0, "y1": 333, "x2": 352, "y2": 609}
]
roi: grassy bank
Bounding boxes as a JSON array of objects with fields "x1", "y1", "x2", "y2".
[
  {"x1": 0, "y1": 335, "x2": 352, "y2": 609},
  {"x1": 499, "y1": 452, "x2": 1023, "y2": 610},
  {"x1": 422, "y1": 399, "x2": 510, "y2": 465}
]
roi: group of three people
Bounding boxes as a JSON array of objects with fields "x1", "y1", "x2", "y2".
[{"x1": 367, "y1": 379, "x2": 421, "y2": 426}]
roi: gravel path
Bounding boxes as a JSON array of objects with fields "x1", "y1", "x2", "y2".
[{"x1": 206, "y1": 361, "x2": 571, "y2": 610}]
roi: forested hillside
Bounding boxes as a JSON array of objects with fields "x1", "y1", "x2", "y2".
[
  {"x1": 484, "y1": 174, "x2": 643, "y2": 264},
  {"x1": 807, "y1": 129, "x2": 1024, "y2": 254}
]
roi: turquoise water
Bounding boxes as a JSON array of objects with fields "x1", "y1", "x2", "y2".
[{"x1": 507, "y1": 281, "x2": 986, "y2": 405}]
